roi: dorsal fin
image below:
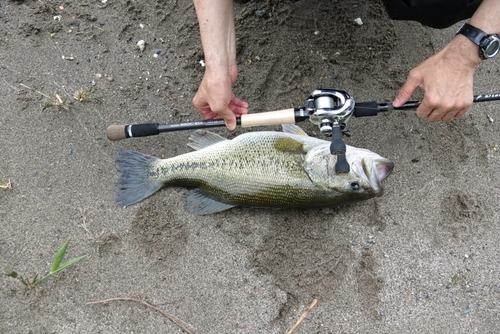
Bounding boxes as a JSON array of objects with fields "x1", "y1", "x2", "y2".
[
  {"x1": 282, "y1": 124, "x2": 308, "y2": 136},
  {"x1": 188, "y1": 130, "x2": 228, "y2": 150}
]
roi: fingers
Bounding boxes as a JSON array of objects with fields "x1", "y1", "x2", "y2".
[
  {"x1": 192, "y1": 89, "x2": 248, "y2": 130},
  {"x1": 393, "y1": 69, "x2": 421, "y2": 108},
  {"x1": 417, "y1": 95, "x2": 472, "y2": 122},
  {"x1": 396, "y1": 57, "x2": 474, "y2": 122},
  {"x1": 228, "y1": 96, "x2": 249, "y2": 116}
]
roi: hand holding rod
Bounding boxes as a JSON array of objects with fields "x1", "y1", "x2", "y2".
[{"x1": 353, "y1": 93, "x2": 500, "y2": 117}]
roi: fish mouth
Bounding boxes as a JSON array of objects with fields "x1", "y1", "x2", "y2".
[{"x1": 354, "y1": 157, "x2": 394, "y2": 196}]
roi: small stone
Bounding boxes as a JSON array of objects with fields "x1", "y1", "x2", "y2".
[
  {"x1": 137, "y1": 40, "x2": 145, "y2": 52},
  {"x1": 464, "y1": 305, "x2": 473, "y2": 314},
  {"x1": 354, "y1": 17, "x2": 363, "y2": 25}
]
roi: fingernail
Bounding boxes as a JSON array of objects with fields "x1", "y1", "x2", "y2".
[
  {"x1": 226, "y1": 121, "x2": 236, "y2": 131},
  {"x1": 393, "y1": 98, "x2": 401, "y2": 107}
]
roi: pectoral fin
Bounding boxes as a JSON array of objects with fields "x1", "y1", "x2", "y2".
[{"x1": 183, "y1": 189, "x2": 236, "y2": 215}]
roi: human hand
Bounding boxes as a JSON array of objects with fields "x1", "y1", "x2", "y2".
[
  {"x1": 192, "y1": 68, "x2": 248, "y2": 130},
  {"x1": 393, "y1": 36, "x2": 481, "y2": 122}
]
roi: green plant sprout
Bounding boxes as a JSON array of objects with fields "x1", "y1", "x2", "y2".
[
  {"x1": 3, "y1": 239, "x2": 87, "y2": 289},
  {"x1": 42, "y1": 93, "x2": 72, "y2": 111}
]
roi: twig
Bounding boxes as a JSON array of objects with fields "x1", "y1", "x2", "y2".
[
  {"x1": 19, "y1": 83, "x2": 51, "y2": 99},
  {"x1": 287, "y1": 299, "x2": 318, "y2": 334},
  {"x1": 78, "y1": 208, "x2": 94, "y2": 236},
  {"x1": 86, "y1": 297, "x2": 194, "y2": 334}
]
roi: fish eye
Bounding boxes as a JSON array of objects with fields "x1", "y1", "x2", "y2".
[{"x1": 350, "y1": 182, "x2": 360, "y2": 190}]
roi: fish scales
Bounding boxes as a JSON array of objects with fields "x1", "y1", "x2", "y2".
[
  {"x1": 153, "y1": 134, "x2": 315, "y2": 191},
  {"x1": 114, "y1": 125, "x2": 394, "y2": 215}
]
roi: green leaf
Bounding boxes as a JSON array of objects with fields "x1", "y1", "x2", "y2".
[
  {"x1": 50, "y1": 239, "x2": 71, "y2": 273},
  {"x1": 51, "y1": 254, "x2": 87, "y2": 275},
  {"x1": 3, "y1": 265, "x2": 18, "y2": 279}
]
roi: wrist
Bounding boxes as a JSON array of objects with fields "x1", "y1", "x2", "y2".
[{"x1": 447, "y1": 35, "x2": 483, "y2": 69}]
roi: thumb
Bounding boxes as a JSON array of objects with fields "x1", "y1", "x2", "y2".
[
  {"x1": 393, "y1": 73, "x2": 421, "y2": 107},
  {"x1": 222, "y1": 112, "x2": 237, "y2": 131}
]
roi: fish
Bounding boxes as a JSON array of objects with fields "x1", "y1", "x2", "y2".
[{"x1": 114, "y1": 125, "x2": 394, "y2": 215}]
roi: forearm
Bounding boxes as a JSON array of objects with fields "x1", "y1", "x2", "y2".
[
  {"x1": 469, "y1": 0, "x2": 500, "y2": 34},
  {"x1": 193, "y1": 0, "x2": 237, "y2": 75}
]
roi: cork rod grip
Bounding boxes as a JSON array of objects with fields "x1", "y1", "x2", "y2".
[{"x1": 240, "y1": 108, "x2": 296, "y2": 127}]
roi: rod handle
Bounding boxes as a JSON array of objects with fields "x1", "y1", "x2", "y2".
[
  {"x1": 240, "y1": 108, "x2": 296, "y2": 127},
  {"x1": 106, "y1": 123, "x2": 159, "y2": 141}
]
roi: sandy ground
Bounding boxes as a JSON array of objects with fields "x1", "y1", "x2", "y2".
[{"x1": 1, "y1": 0, "x2": 499, "y2": 333}]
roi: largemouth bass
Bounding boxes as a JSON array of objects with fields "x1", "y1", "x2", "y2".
[{"x1": 114, "y1": 125, "x2": 393, "y2": 215}]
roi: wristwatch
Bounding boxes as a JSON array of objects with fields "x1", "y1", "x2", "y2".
[{"x1": 457, "y1": 23, "x2": 500, "y2": 60}]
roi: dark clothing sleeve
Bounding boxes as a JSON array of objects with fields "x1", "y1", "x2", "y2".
[{"x1": 382, "y1": 0, "x2": 482, "y2": 29}]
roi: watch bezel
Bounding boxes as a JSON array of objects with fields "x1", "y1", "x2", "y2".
[{"x1": 480, "y1": 34, "x2": 500, "y2": 59}]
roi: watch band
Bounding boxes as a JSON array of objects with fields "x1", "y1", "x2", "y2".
[{"x1": 457, "y1": 23, "x2": 488, "y2": 46}]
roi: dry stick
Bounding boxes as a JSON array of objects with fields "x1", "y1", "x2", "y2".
[
  {"x1": 287, "y1": 299, "x2": 318, "y2": 334},
  {"x1": 87, "y1": 297, "x2": 194, "y2": 334},
  {"x1": 19, "y1": 83, "x2": 51, "y2": 99}
]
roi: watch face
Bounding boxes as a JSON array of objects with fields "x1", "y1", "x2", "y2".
[{"x1": 483, "y1": 36, "x2": 500, "y2": 58}]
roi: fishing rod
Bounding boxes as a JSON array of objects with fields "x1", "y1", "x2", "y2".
[{"x1": 107, "y1": 89, "x2": 500, "y2": 173}]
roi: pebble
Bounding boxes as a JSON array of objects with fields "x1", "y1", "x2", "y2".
[
  {"x1": 255, "y1": 9, "x2": 267, "y2": 17},
  {"x1": 137, "y1": 40, "x2": 145, "y2": 52},
  {"x1": 464, "y1": 305, "x2": 473, "y2": 314}
]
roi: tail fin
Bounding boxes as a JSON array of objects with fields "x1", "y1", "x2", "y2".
[{"x1": 114, "y1": 150, "x2": 164, "y2": 207}]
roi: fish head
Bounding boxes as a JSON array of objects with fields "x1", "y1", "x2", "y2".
[
  {"x1": 305, "y1": 143, "x2": 394, "y2": 200},
  {"x1": 344, "y1": 146, "x2": 394, "y2": 197}
]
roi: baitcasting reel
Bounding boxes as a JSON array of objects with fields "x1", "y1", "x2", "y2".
[{"x1": 306, "y1": 89, "x2": 356, "y2": 173}]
